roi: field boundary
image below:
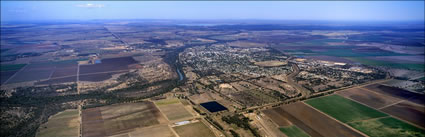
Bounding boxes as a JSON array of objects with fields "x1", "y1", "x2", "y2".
[
  {"x1": 3, "y1": 63, "x2": 29, "y2": 84},
  {"x1": 301, "y1": 101, "x2": 370, "y2": 137},
  {"x1": 338, "y1": 93, "x2": 425, "y2": 130}
]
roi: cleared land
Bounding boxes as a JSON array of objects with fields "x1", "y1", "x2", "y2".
[
  {"x1": 5, "y1": 60, "x2": 79, "y2": 84},
  {"x1": 82, "y1": 102, "x2": 167, "y2": 137},
  {"x1": 79, "y1": 71, "x2": 127, "y2": 82},
  {"x1": 114, "y1": 125, "x2": 176, "y2": 137},
  {"x1": 364, "y1": 84, "x2": 425, "y2": 105},
  {"x1": 173, "y1": 121, "x2": 216, "y2": 137},
  {"x1": 262, "y1": 109, "x2": 292, "y2": 127},
  {"x1": 36, "y1": 109, "x2": 80, "y2": 137},
  {"x1": 155, "y1": 98, "x2": 193, "y2": 121},
  {"x1": 337, "y1": 88, "x2": 402, "y2": 109},
  {"x1": 348, "y1": 117, "x2": 425, "y2": 137},
  {"x1": 254, "y1": 60, "x2": 287, "y2": 67},
  {"x1": 35, "y1": 76, "x2": 77, "y2": 85},
  {"x1": 305, "y1": 94, "x2": 388, "y2": 123},
  {"x1": 79, "y1": 56, "x2": 137, "y2": 74},
  {"x1": 279, "y1": 126, "x2": 310, "y2": 137},
  {"x1": 381, "y1": 101, "x2": 425, "y2": 128},
  {"x1": 0, "y1": 71, "x2": 17, "y2": 84},
  {"x1": 264, "y1": 102, "x2": 364, "y2": 137}
]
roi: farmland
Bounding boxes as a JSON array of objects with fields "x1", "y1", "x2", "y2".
[
  {"x1": 81, "y1": 102, "x2": 167, "y2": 137},
  {"x1": 279, "y1": 126, "x2": 310, "y2": 137},
  {"x1": 338, "y1": 84, "x2": 425, "y2": 128},
  {"x1": 337, "y1": 88, "x2": 402, "y2": 109},
  {"x1": 173, "y1": 121, "x2": 216, "y2": 137},
  {"x1": 155, "y1": 98, "x2": 193, "y2": 121},
  {"x1": 263, "y1": 102, "x2": 365, "y2": 137},
  {"x1": 306, "y1": 93, "x2": 425, "y2": 137},
  {"x1": 0, "y1": 20, "x2": 424, "y2": 137},
  {"x1": 348, "y1": 117, "x2": 424, "y2": 137},
  {"x1": 36, "y1": 109, "x2": 80, "y2": 137},
  {"x1": 305, "y1": 94, "x2": 388, "y2": 123}
]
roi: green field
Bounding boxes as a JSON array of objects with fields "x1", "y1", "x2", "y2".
[
  {"x1": 0, "y1": 64, "x2": 26, "y2": 72},
  {"x1": 279, "y1": 126, "x2": 310, "y2": 137},
  {"x1": 36, "y1": 109, "x2": 80, "y2": 137},
  {"x1": 348, "y1": 117, "x2": 425, "y2": 137},
  {"x1": 347, "y1": 57, "x2": 425, "y2": 72},
  {"x1": 154, "y1": 98, "x2": 181, "y2": 106},
  {"x1": 305, "y1": 95, "x2": 388, "y2": 123}
]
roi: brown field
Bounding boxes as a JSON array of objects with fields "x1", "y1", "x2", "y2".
[
  {"x1": 254, "y1": 60, "x2": 287, "y2": 67},
  {"x1": 79, "y1": 56, "x2": 137, "y2": 74},
  {"x1": 127, "y1": 125, "x2": 175, "y2": 137},
  {"x1": 79, "y1": 71, "x2": 127, "y2": 82},
  {"x1": 7, "y1": 67, "x2": 53, "y2": 83},
  {"x1": 364, "y1": 84, "x2": 425, "y2": 105},
  {"x1": 265, "y1": 102, "x2": 364, "y2": 137},
  {"x1": 155, "y1": 98, "x2": 193, "y2": 121},
  {"x1": 5, "y1": 61, "x2": 79, "y2": 84},
  {"x1": 35, "y1": 76, "x2": 76, "y2": 85},
  {"x1": 82, "y1": 102, "x2": 167, "y2": 137},
  {"x1": 188, "y1": 93, "x2": 215, "y2": 104},
  {"x1": 337, "y1": 88, "x2": 402, "y2": 109},
  {"x1": 173, "y1": 121, "x2": 216, "y2": 137},
  {"x1": 36, "y1": 109, "x2": 80, "y2": 137},
  {"x1": 262, "y1": 109, "x2": 292, "y2": 127},
  {"x1": 0, "y1": 71, "x2": 17, "y2": 84},
  {"x1": 381, "y1": 101, "x2": 425, "y2": 128},
  {"x1": 51, "y1": 63, "x2": 78, "y2": 78}
]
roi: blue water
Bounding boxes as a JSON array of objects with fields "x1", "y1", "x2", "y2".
[
  {"x1": 200, "y1": 101, "x2": 228, "y2": 113},
  {"x1": 176, "y1": 68, "x2": 184, "y2": 81},
  {"x1": 94, "y1": 60, "x2": 102, "y2": 64}
]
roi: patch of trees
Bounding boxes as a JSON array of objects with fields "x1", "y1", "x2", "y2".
[
  {"x1": 205, "y1": 116, "x2": 223, "y2": 130},
  {"x1": 229, "y1": 130, "x2": 240, "y2": 137},
  {"x1": 222, "y1": 114, "x2": 261, "y2": 137}
]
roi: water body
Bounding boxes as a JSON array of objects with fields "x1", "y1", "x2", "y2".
[
  {"x1": 176, "y1": 68, "x2": 184, "y2": 81},
  {"x1": 200, "y1": 101, "x2": 228, "y2": 113}
]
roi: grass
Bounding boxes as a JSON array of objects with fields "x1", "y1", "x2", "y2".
[
  {"x1": 305, "y1": 94, "x2": 388, "y2": 123},
  {"x1": 347, "y1": 57, "x2": 425, "y2": 72},
  {"x1": 36, "y1": 109, "x2": 79, "y2": 137},
  {"x1": 154, "y1": 98, "x2": 181, "y2": 106},
  {"x1": 348, "y1": 117, "x2": 425, "y2": 137},
  {"x1": 173, "y1": 121, "x2": 215, "y2": 137},
  {"x1": 279, "y1": 125, "x2": 310, "y2": 137},
  {"x1": 0, "y1": 64, "x2": 26, "y2": 72}
]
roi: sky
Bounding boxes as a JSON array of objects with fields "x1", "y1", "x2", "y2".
[{"x1": 1, "y1": 1, "x2": 424, "y2": 22}]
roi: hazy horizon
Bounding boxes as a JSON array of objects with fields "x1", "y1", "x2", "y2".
[{"x1": 1, "y1": 1, "x2": 424, "y2": 22}]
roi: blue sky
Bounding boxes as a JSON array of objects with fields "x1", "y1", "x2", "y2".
[{"x1": 1, "y1": 1, "x2": 424, "y2": 22}]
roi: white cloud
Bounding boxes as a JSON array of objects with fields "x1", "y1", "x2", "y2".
[{"x1": 75, "y1": 3, "x2": 104, "y2": 8}]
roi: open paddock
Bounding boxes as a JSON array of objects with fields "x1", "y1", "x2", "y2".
[
  {"x1": 363, "y1": 84, "x2": 425, "y2": 105},
  {"x1": 35, "y1": 76, "x2": 76, "y2": 85},
  {"x1": 0, "y1": 71, "x2": 17, "y2": 84},
  {"x1": 265, "y1": 102, "x2": 364, "y2": 137},
  {"x1": 305, "y1": 94, "x2": 388, "y2": 123},
  {"x1": 279, "y1": 125, "x2": 310, "y2": 137},
  {"x1": 262, "y1": 109, "x2": 292, "y2": 127},
  {"x1": 348, "y1": 117, "x2": 425, "y2": 137},
  {"x1": 79, "y1": 71, "x2": 127, "y2": 82},
  {"x1": 155, "y1": 98, "x2": 193, "y2": 121},
  {"x1": 173, "y1": 121, "x2": 216, "y2": 137},
  {"x1": 79, "y1": 56, "x2": 138, "y2": 74},
  {"x1": 381, "y1": 101, "x2": 425, "y2": 128},
  {"x1": 36, "y1": 109, "x2": 80, "y2": 137},
  {"x1": 4, "y1": 60, "x2": 79, "y2": 84},
  {"x1": 337, "y1": 87, "x2": 402, "y2": 109},
  {"x1": 126, "y1": 124, "x2": 175, "y2": 137},
  {"x1": 82, "y1": 102, "x2": 167, "y2": 137}
]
